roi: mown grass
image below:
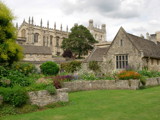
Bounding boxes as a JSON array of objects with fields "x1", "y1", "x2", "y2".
[{"x1": 1, "y1": 86, "x2": 160, "y2": 120}]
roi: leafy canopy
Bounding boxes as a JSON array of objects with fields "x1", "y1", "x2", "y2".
[
  {"x1": 0, "y1": 1, "x2": 23, "y2": 65},
  {"x1": 62, "y1": 25, "x2": 97, "y2": 58}
]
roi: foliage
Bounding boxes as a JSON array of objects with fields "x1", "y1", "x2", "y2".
[
  {"x1": 46, "y1": 84, "x2": 56, "y2": 95},
  {"x1": 88, "y1": 61, "x2": 100, "y2": 72},
  {"x1": 138, "y1": 70, "x2": 160, "y2": 78},
  {"x1": 0, "y1": 1, "x2": 23, "y2": 65},
  {"x1": 60, "y1": 61, "x2": 82, "y2": 73},
  {"x1": 61, "y1": 25, "x2": 97, "y2": 58},
  {"x1": 40, "y1": 61, "x2": 59, "y2": 75},
  {"x1": 53, "y1": 75, "x2": 73, "y2": 89},
  {"x1": 0, "y1": 86, "x2": 28, "y2": 107},
  {"x1": 0, "y1": 105, "x2": 16, "y2": 116},
  {"x1": 62, "y1": 49, "x2": 73, "y2": 58},
  {"x1": 117, "y1": 70, "x2": 141, "y2": 80},
  {"x1": 12, "y1": 62, "x2": 36, "y2": 75},
  {"x1": 7, "y1": 70, "x2": 31, "y2": 87},
  {"x1": 80, "y1": 73, "x2": 98, "y2": 80}
]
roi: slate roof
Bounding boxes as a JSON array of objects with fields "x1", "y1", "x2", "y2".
[
  {"x1": 85, "y1": 47, "x2": 109, "y2": 62},
  {"x1": 22, "y1": 45, "x2": 52, "y2": 55},
  {"x1": 126, "y1": 33, "x2": 160, "y2": 59}
]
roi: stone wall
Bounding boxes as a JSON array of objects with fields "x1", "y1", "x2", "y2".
[
  {"x1": 63, "y1": 80, "x2": 141, "y2": 92},
  {"x1": 63, "y1": 77, "x2": 160, "y2": 92},
  {"x1": 28, "y1": 88, "x2": 68, "y2": 107}
]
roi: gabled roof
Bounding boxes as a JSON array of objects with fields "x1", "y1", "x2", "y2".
[
  {"x1": 105, "y1": 27, "x2": 160, "y2": 59},
  {"x1": 22, "y1": 45, "x2": 52, "y2": 55},
  {"x1": 85, "y1": 47, "x2": 109, "y2": 62},
  {"x1": 126, "y1": 33, "x2": 160, "y2": 59}
]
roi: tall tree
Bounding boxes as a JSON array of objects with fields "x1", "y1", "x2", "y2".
[
  {"x1": 0, "y1": 1, "x2": 23, "y2": 65},
  {"x1": 62, "y1": 25, "x2": 97, "y2": 58}
]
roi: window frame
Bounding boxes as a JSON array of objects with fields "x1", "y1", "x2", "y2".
[{"x1": 116, "y1": 54, "x2": 128, "y2": 69}]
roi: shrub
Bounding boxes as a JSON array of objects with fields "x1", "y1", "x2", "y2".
[
  {"x1": 53, "y1": 75, "x2": 73, "y2": 89},
  {"x1": 12, "y1": 62, "x2": 36, "y2": 75},
  {"x1": 0, "y1": 66, "x2": 8, "y2": 78},
  {"x1": 88, "y1": 61, "x2": 100, "y2": 72},
  {"x1": 60, "y1": 61, "x2": 82, "y2": 73},
  {"x1": 117, "y1": 70, "x2": 141, "y2": 80},
  {"x1": 46, "y1": 84, "x2": 56, "y2": 95},
  {"x1": 0, "y1": 86, "x2": 28, "y2": 107},
  {"x1": 40, "y1": 61, "x2": 59, "y2": 75},
  {"x1": 7, "y1": 70, "x2": 30, "y2": 87},
  {"x1": 138, "y1": 70, "x2": 160, "y2": 78},
  {"x1": 62, "y1": 49, "x2": 73, "y2": 58},
  {"x1": 80, "y1": 73, "x2": 97, "y2": 80}
]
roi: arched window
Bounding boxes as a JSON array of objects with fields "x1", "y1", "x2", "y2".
[
  {"x1": 50, "y1": 35, "x2": 53, "y2": 45},
  {"x1": 34, "y1": 33, "x2": 39, "y2": 43},
  {"x1": 21, "y1": 29, "x2": 26, "y2": 38},
  {"x1": 43, "y1": 36, "x2": 45, "y2": 46},
  {"x1": 120, "y1": 39, "x2": 123, "y2": 46},
  {"x1": 56, "y1": 36, "x2": 60, "y2": 47}
]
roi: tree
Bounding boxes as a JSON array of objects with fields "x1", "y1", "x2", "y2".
[
  {"x1": 0, "y1": 1, "x2": 23, "y2": 65},
  {"x1": 62, "y1": 25, "x2": 97, "y2": 58}
]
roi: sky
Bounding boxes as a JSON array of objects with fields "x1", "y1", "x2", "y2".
[{"x1": 3, "y1": 0, "x2": 160, "y2": 41}]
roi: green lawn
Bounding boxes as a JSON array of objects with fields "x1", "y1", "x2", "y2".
[{"x1": 2, "y1": 86, "x2": 160, "y2": 120}]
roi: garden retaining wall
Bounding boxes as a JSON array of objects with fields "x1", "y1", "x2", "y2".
[
  {"x1": 63, "y1": 77, "x2": 160, "y2": 92},
  {"x1": 28, "y1": 88, "x2": 68, "y2": 107}
]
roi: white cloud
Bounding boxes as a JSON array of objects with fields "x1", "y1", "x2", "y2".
[{"x1": 3, "y1": 0, "x2": 160, "y2": 41}]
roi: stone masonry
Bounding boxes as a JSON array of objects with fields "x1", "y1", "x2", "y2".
[{"x1": 28, "y1": 88, "x2": 68, "y2": 107}]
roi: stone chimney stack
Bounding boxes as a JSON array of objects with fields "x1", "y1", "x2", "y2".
[
  {"x1": 146, "y1": 32, "x2": 150, "y2": 40},
  {"x1": 28, "y1": 17, "x2": 31, "y2": 24},
  {"x1": 156, "y1": 31, "x2": 160, "y2": 42},
  {"x1": 40, "y1": 19, "x2": 43, "y2": 27},
  {"x1": 54, "y1": 22, "x2": 56, "y2": 30}
]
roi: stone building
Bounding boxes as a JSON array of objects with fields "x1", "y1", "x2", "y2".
[
  {"x1": 85, "y1": 27, "x2": 160, "y2": 73},
  {"x1": 17, "y1": 18, "x2": 107, "y2": 57}
]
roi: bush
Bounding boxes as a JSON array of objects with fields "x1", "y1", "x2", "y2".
[
  {"x1": 53, "y1": 75, "x2": 73, "y2": 89},
  {"x1": 138, "y1": 70, "x2": 160, "y2": 78},
  {"x1": 46, "y1": 84, "x2": 56, "y2": 95},
  {"x1": 0, "y1": 66, "x2": 8, "y2": 78},
  {"x1": 0, "y1": 86, "x2": 28, "y2": 107},
  {"x1": 62, "y1": 50, "x2": 73, "y2": 58},
  {"x1": 12, "y1": 62, "x2": 36, "y2": 75},
  {"x1": 60, "y1": 61, "x2": 81, "y2": 73},
  {"x1": 7, "y1": 70, "x2": 30, "y2": 87},
  {"x1": 40, "y1": 61, "x2": 59, "y2": 75},
  {"x1": 80, "y1": 73, "x2": 97, "y2": 80},
  {"x1": 88, "y1": 61, "x2": 100, "y2": 72},
  {"x1": 117, "y1": 70, "x2": 141, "y2": 80}
]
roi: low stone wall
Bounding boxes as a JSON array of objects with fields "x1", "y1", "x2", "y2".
[
  {"x1": 63, "y1": 77, "x2": 160, "y2": 92},
  {"x1": 145, "y1": 77, "x2": 160, "y2": 86},
  {"x1": 28, "y1": 88, "x2": 68, "y2": 107},
  {"x1": 63, "y1": 80, "x2": 141, "y2": 92},
  {"x1": 0, "y1": 95, "x2": 3, "y2": 105}
]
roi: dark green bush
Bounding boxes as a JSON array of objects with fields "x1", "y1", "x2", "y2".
[
  {"x1": 46, "y1": 84, "x2": 56, "y2": 95},
  {"x1": 40, "y1": 61, "x2": 59, "y2": 75},
  {"x1": 88, "y1": 61, "x2": 100, "y2": 72},
  {"x1": 12, "y1": 62, "x2": 36, "y2": 75},
  {"x1": 138, "y1": 70, "x2": 160, "y2": 78},
  {"x1": 7, "y1": 70, "x2": 31, "y2": 87},
  {"x1": 0, "y1": 86, "x2": 28, "y2": 107},
  {"x1": 60, "y1": 61, "x2": 82, "y2": 73},
  {"x1": 0, "y1": 66, "x2": 8, "y2": 78}
]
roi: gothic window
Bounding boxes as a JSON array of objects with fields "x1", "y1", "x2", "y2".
[
  {"x1": 120, "y1": 39, "x2": 123, "y2": 46},
  {"x1": 50, "y1": 35, "x2": 53, "y2": 45},
  {"x1": 34, "y1": 33, "x2": 39, "y2": 43},
  {"x1": 43, "y1": 36, "x2": 45, "y2": 46},
  {"x1": 21, "y1": 29, "x2": 26, "y2": 38},
  {"x1": 116, "y1": 55, "x2": 128, "y2": 69},
  {"x1": 56, "y1": 36, "x2": 60, "y2": 47}
]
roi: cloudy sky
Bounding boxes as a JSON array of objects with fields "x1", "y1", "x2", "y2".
[{"x1": 3, "y1": 0, "x2": 160, "y2": 41}]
